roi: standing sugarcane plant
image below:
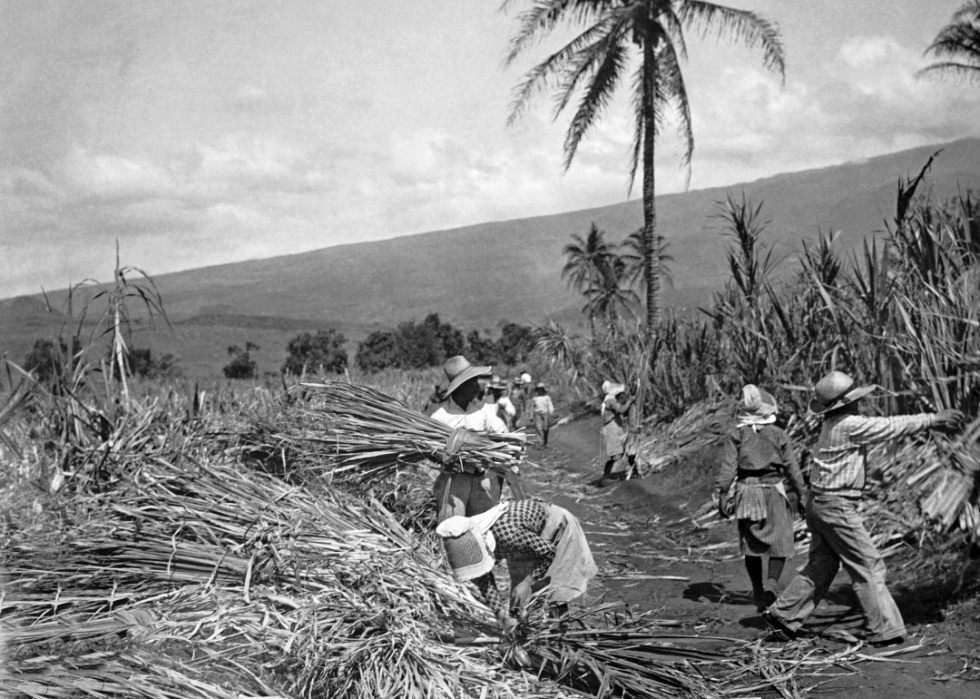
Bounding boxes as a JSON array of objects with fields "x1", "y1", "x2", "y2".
[
  {"x1": 502, "y1": 0, "x2": 785, "y2": 334},
  {"x1": 78, "y1": 242, "x2": 170, "y2": 412}
]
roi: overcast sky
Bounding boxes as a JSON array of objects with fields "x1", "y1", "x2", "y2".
[{"x1": 2, "y1": 0, "x2": 978, "y2": 299}]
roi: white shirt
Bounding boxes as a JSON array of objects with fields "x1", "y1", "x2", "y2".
[
  {"x1": 431, "y1": 399, "x2": 508, "y2": 434},
  {"x1": 496, "y1": 396, "x2": 517, "y2": 418}
]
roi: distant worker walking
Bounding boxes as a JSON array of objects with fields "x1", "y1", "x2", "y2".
[
  {"x1": 485, "y1": 375, "x2": 517, "y2": 430},
  {"x1": 763, "y1": 371, "x2": 963, "y2": 647},
  {"x1": 715, "y1": 385, "x2": 806, "y2": 612},
  {"x1": 598, "y1": 380, "x2": 637, "y2": 486},
  {"x1": 531, "y1": 382, "x2": 555, "y2": 447}
]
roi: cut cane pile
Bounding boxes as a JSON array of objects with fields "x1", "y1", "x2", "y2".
[{"x1": 5, "y1": 381, "x2": 957, "y2": 699}]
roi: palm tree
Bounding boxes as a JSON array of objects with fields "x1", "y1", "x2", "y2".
[
  {"x1": 503, "y1": 0, "x2": 785, "y2": 334},
  {"x1": 562, "y1": 223, "x2": 637, "y2": 329},
  {"x1": 919, "y1": 1, "x2": 980, "y2": 83},
  {"x1": 561, "y1": 222, "x2": 615, "y2": 296},
  {"x1": 583, "y1": 253, "x2": 640, "y2": 324}
]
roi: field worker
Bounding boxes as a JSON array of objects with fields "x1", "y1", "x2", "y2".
[
  {"x1": 431, "y1": 356, "x2": 507, "y2": 434},
  {"x1": 531, "y1": 382, "x2": 555, "y2": 448},
  {"x1": 485, "y1": 375, "x2": 517, "y2": 430},
  {"x1": 598, "y1": 380, "x2": 637, "y2": 486},
  {"x1": 431, "y1": 356, "x2": 513, "y2": 521},
  {"x1": 510, "y1": 376, "x2": 527, "y2": 427},
  {"x1": 437, "y1": 497, "x2": 597, "y2": 633},
  {"x1": 763, "y1": 371, "x2": 964, "y2": 647},
  {"x1": 518, "y1": 373, "x2": 533, "y2": 425},
  {"x1": 715, "y1": 385, "x2": 806, "y2": 612}
]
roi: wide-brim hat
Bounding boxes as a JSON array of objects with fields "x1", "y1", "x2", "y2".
[
  {"x1": 441, "y1": 529, "x2": 494, "y2": 582},
  {"x1": 443, "y1": 355, "x2": 492, "y2": 397},
  {"x1": 742, "y1": 384, "x2": 777, "y2": 416},
  {"x1": 809, "y1": 370, "x2": 878, "y2": 415},
  {"x1": 488, "y1": 374, "x2": 506, "y2": 390}
]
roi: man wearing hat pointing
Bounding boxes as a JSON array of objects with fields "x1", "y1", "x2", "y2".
[
  {"x1": 431, "y1": 356, "x2": 518, "y2": 521},
  {"x1": 763, "y1": 371, "x2": 963, "y2": 647}
]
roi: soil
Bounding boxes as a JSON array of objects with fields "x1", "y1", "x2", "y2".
[{"x1": 521, "y1": 415, "x2": 980, "y2": 698}]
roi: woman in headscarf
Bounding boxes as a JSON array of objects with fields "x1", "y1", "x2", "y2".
[
  {"x1": 715, "y1": 385, "x2": 806, "y2": 611},
  {"x1": 598, "y1": 380, "x2": 636, "y2": 486},
  {"x1": 436, "y1": 498, "x2": 597, "y2": 633}
]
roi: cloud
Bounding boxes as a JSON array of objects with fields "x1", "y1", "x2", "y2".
[{"x1": 61, "y1": 147, "x2": 176, "y2": 201}]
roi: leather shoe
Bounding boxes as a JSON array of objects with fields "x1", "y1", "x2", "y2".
[{"x1": 761, "y1": 610, "x2": 798, "y2": 641}]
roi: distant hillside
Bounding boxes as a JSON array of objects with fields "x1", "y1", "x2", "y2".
[{"x1": 4, "y1": 138, "x2": 980, "y2": 377}]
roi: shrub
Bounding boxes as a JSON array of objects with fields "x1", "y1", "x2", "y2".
[
  {"x1": 282, "y1": 330, "x2": 348, "y2": 376},
  {"x1": 223, "y1": 342, "x2": 259, "y2": 380},
  {"x1": 356, "y1": 313, "x2": 467, "y2": 372},
  {"x1": 126, "y1": 348, "x2": 182, "y2": 380},
  {"x1": 497, "y1": 322, "x2": 535, "y2": 365},
  {"x1": 356, "y1": 330, "x2": 400, "y2": 372}
]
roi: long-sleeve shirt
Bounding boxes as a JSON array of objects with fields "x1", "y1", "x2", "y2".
[
  {"x1": 602, "y1": 394, "x2": 633, "y2": 426},
  {"x1": 473, "y1": 498, "x2": 555, "y2": 612},
  {"x1": 810, "y1": 412, "x2": 938, "y2": 497},
  {"x1": 431, "y1": 398, "x2": 507, "y2": 434},
  {"x1": 715, "y1": 424, "x2": 805, "y2": 499},
  {"x1": 531, "y1": 395, "x2": 554, "y2": 415}
]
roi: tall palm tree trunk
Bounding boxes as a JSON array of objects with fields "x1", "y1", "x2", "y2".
[{"x1": 642, "y1": 39, "x2": 662, "y2": 335}]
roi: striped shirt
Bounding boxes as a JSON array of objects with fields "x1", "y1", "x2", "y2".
[{"x1": 810, "y1": 413, "x2": 938, "y2": 496}]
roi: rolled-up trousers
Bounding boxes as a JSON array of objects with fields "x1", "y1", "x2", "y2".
[{"x1": 769, "y1": 492, "x2": 906, "y2": 643}]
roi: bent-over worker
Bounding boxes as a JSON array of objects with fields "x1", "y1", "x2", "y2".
[{"x1": 437, "y1": 497, "x2": 597, "y2": 632}]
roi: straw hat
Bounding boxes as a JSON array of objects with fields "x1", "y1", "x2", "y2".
[
  {"x1": 809, "y1": 370, "x2": 877, "y2": 415},
  {"x1": 442, "y1": 355, "x2": 492, "y2": 397},
  {"x1": 602, "y1": 380, "x2": 625, "y2": 396},
  {"x1": 488, "y1": 375, "x2": 507, "y2": 390},
  {"x1": 440, "y1": 529, "x2": 494, "y2": 582},
  {"x1": 742, "y1": 384, "x2": 777, "y2": 415}
]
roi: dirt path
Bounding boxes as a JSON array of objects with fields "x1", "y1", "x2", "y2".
[{"x1": 520, "y1": 415, "x2": 980, "y2": 698}]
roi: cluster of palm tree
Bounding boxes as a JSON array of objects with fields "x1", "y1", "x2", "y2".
[
  {"x1": 504, "y1": 0, "x2": 980, "y2": 340},
  {"x1": 560, "y1": 222, "x2": 672, "y2": 330},
  {"x1": 503, "y1": 0, "x2": 785, "y2": 336}
]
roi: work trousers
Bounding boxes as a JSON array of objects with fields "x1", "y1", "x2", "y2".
[
  {"x1": 533, "y1": 413, "x2": 550, "y2": 445},
  {"x1": 770, "y1": 492, "x2": 906, "y2": 643}
]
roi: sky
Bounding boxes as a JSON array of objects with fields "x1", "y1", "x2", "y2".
[{"x1": 2, "y1": 0, "x2": 979, "y2": 299}]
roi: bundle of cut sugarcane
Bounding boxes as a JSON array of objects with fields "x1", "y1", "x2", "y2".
[{"x1": 288, "y1": 380, "x2": 525, "y2": 484}]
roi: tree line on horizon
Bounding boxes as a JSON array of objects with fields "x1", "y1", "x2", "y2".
[{"x1": 20, "y1": 313, "x2": 536, "y2": 383}]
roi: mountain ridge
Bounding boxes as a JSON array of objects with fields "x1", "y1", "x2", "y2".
[{"x1": 3, "y1": 137, "x2": 980, "y2": 376}]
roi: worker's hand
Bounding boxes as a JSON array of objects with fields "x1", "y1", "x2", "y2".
[
  {"x1": 935, "y1": 409, "x2": 966, "y2": 432},
  {"x1": 434, "y1": 450, "x2": 460, "y2": 471},
  {"x1": 496, "y1": 610, "x2": 518, "y2": 637},
  {"x1": 512, "y1": 579, "x2": 533, "y2": 609},
  {"x1": 716, "y1": 491, "x2": 733, "y2": 519}
]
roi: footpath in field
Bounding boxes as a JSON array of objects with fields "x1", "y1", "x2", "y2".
[{"x1": 520, "y1": 415, "x2": 980, "y2": 699}]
